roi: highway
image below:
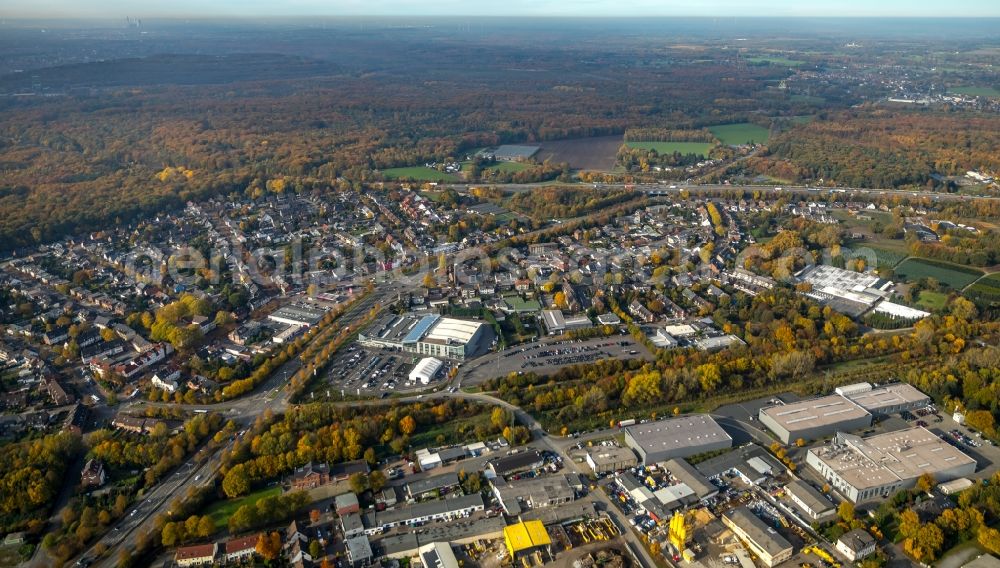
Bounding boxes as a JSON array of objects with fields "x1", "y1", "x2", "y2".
[{"x1": 440, "y1": 180, "x2": 999, "y2": 203}]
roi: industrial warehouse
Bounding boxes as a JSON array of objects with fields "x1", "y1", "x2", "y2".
[
  {"x1": 836, "y1": 382, "x2": 932, "y2": 415},
  {"x1": 758, "y1": 395, "x2": 873, "y2": 444},
  {"x1": 806, "y1": 427, "x2": 977, "y2": 503},
  {"x1": 624, "y1": 415, "x2": 732, "y2": 465},
  {"x1": 358, "y1": 313, "x2": 491, "y2": 360}
]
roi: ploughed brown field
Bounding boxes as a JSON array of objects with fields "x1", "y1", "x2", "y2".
[{"x1": 536, "y1": 135, "x2": 623, "y2": 171}]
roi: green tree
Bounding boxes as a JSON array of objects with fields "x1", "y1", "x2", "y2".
[{"x1": 222, "y1": 464, "x2": 251, "y2": 498}]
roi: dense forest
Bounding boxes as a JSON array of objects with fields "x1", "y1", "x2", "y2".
[
  {"x1": 0, "y1": 30, "x2": 793, "y2": 248},
  {"x1": 756, "y1": 110, "x2": 1000, "y2": 188}
]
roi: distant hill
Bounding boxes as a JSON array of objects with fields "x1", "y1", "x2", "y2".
[{"x1": 0, "y1": 53, "x2": 341, "y2": 92}]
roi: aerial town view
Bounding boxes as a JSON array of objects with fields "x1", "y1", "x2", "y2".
[{"x1": 1, "y1": 2, "x2": 1000, "y2": 568}]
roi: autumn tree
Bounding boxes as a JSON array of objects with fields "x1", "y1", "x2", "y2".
[
  {"x1": 256, "y1": 532, "x2": 282, "y2": 561},
  {"x1": 399, "y1": 416, "x2": 417, "y2": 436}
]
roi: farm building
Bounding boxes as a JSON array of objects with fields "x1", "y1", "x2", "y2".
[{"x1": 490, "y1": 145, "x2": 540, "y2": 162}]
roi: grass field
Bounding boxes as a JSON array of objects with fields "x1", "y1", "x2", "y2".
[
  {"x1": 486, "y1": 162, "x2": 531, "y2": 173},
  {"x1": 626, "y1": 141, "x2": 715, "y2": 157},
  {"x1": 709, "y1": 123, "x2": 771, "y2": 146},
  {"x1": 381, "y1": 166, "x2": 458, "y2": 182},
  {"x1": 949, "y1": 86, "x2": 1000, "y2": 98},
  {"x1": 203, "y1": 486, "x2": 281, "y2": 527},
  {"x1": 894, "y1": 258, "x2": 984, "y2": 289},
  {"x1": 916, "y1": 290, "x2": 949, "y2": 311},
  {"x1": 749, "y1": 56, "x2": 805, "y2": 67}
]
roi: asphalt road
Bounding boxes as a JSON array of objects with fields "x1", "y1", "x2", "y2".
[{"x1": 73, "y1": 289, "x2": 391, "y2": 568}]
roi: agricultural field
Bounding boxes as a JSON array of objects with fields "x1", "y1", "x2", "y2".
[
  {"x1": 748, "y1": 56, "x2": 806, "y2": 67},
  {"x1": 789, "y1": 95, "x2": 826, "y2": 105},
  {"x1": 536, "y1": 135, "x2": 622, "y2": 170},
  {"x1": 709, "y1": 123, "x2": 771, "y2": 145},
  {"x1": 843, "y1": 246, "x2": 907, "y2": 268},
  {"x1": 893, "y1": 258, "x2": 984, "y2": 289},
  {"x1": 625, "y1": 141, "x2": 716, "y2": 157},
  {"x1": 949, "y1": 86, "x2": 1000, "y2": 98},
  {"x1": 381, "y1": 166, "x2": 459, "y2": 182},
  {"x1": 966, "y1": 273, "x2": 1000, "y2": 306}
]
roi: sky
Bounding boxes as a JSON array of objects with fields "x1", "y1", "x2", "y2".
[{"x1": 3, "y1": 0, "x2": 999, "y2": 18}]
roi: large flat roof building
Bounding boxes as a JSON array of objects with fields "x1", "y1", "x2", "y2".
[
  {"x1": 806, "y1": 427, "x2": 977, "y2": 504},
  {"x1": 759, "y1": 395, "x2": 872, "y2": 444},
  {"x1": 624, "y1": 415, "x2": 732, "y2": 465},
  {"x1": 358, "y1": 313, "x2": 489, "y2": 360},
  {"x1": 722, "y1": 506, "x2": 794, "y2": 568},
  {"x1": 268, "y1": 303, "x2": 327, "y2": 327},
  {"x1": 840, "y1": 383, "x2": 931, "y2": 415}
]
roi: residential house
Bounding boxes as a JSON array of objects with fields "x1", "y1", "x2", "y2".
[
  {"x1": 81, "y1": 459, "x2": 106, "y2": 488},
  {"x1": 175, "y1": 543, "x2": 218, "y2": 567}
]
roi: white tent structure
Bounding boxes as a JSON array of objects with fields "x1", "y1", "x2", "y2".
[{"x1": 409, "y1": 357, "x2": 444, "y2": 384}]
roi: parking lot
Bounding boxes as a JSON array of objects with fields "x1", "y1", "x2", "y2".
[
  {"x1": 461, "y1": 335, "x2": 653, "y2": 385},
  {"x1": 321, "y1": 344, "x2": 455, "y2": 395}
]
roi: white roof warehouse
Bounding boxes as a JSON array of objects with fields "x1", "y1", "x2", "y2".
[{"x1": 624, "y1": 415, "x2": 732, "y2": 465}]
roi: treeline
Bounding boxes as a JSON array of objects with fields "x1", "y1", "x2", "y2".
[
  {"x1": 624, "y1": 128, "x2": 715, "y2": 142},
  {"x1": 617, "y1": 146, "x2": 707, "y2": 170},
  {"x1": 0, "y1": 431, "x2": 81, "y2": 534},
  {"x1": 908, "y1": 231, "x2": 1000, "y2": 267},
  {"x1": 218, "y1": 399, "x2": 515, "y2": 500},
  {"x1": 486, "y1": 289, "x2": 993, "y2": 431},
  {"x1": 506, "y1": 186, "x2": 638, "y2": 220},
  {"x1": 89, "y1": 413, "x2": 228, "y2": 487}
]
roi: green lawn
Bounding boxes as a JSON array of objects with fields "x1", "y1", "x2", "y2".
[
  {"x1": 894, "y1": 258, "x2": 984, "y2": 289},
  {"x1": 626, "y1": 141, "x2": 715, "y2": 157},
  {"x1": 485, "y1": 162, "x2": 532, "y2": 173},
  {"x1": 381, "y1": 166, "x2": 459, "y2": 182},
  {"x1": 949, "y1": 86, "x2": 1000, "y2": 98},
  {"x1": 748, "y1": 56, "x2": 805, "y2": 67},
  {"x1": 203, "y1": 486, "x2": 282, "y2": 528},
  {"x1": 709, "y1": 123, "x2": 771, "y2": 146},
  {"x1": 916, "y1": 290, "x2": 948, "y2": 311}
]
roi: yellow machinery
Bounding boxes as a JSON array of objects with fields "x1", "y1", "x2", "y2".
[
  {"x1": 804, "y1": 546, "x2": 840, "y2": 568},
  {"x1": 669, "y1": 511, "x2": 690, "y2": 552}
]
